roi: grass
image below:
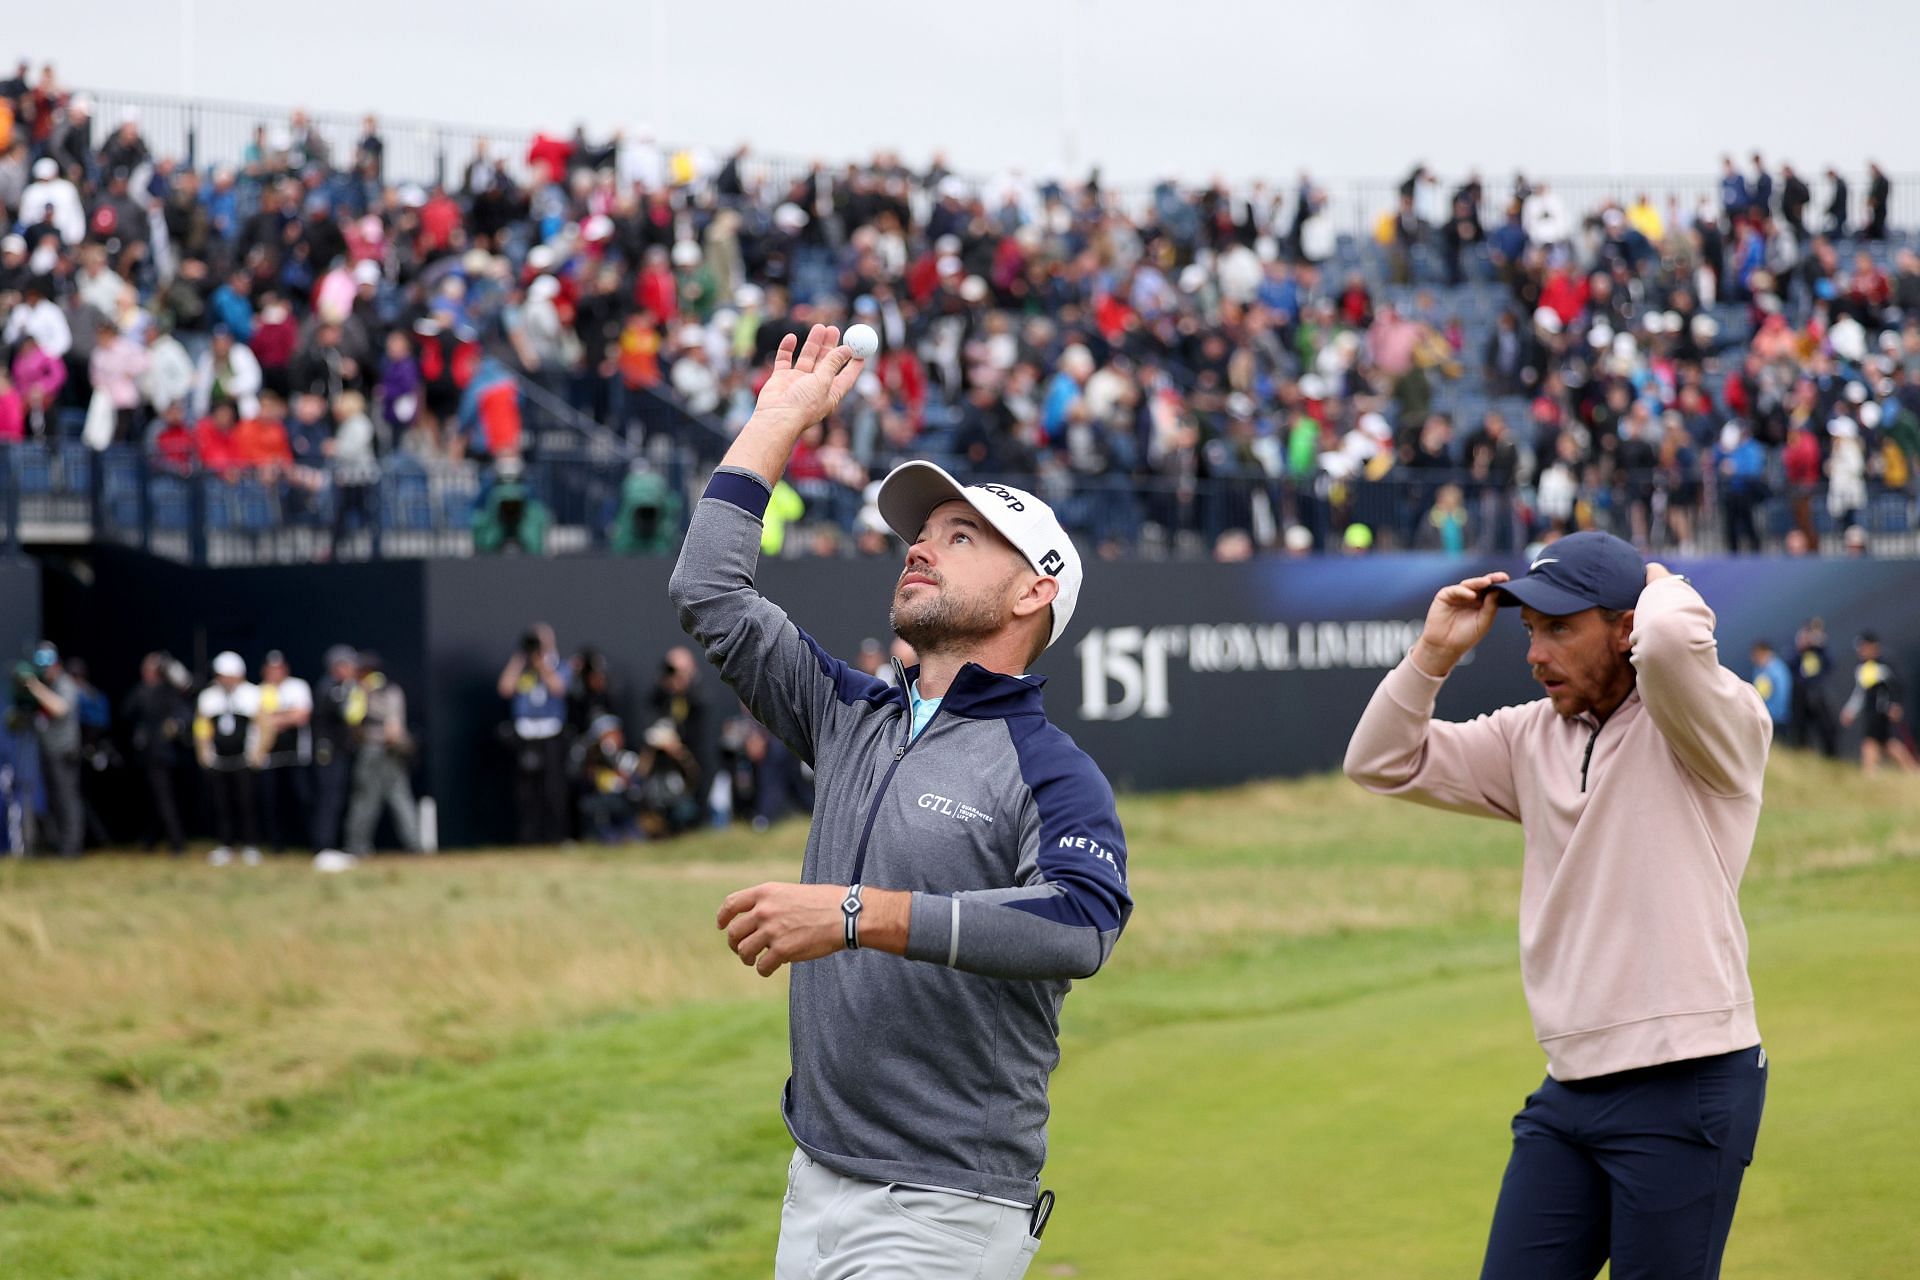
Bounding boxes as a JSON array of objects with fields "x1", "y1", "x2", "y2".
[{"x1": 0, "y1": 750, "x2": 1916, "y2": 1277}]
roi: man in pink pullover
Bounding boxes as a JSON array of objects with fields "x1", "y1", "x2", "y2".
[{"x1": 1345, "y1": 531, "x2": 1769, "y2": 1279}]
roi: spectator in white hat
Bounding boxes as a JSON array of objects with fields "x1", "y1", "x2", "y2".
[
  {"x1": 47, "y1": 92, "x2": 92, "y2": 177},
  {"x1": 138, "y1": 321, "x2": 197, "y2": 417},
  {"x1": 670, "y1": 327, "x2": 721, "y2": 416},
  {"x1": 190, "y1": 326, "x2": 263, "y2": 420},
  {"x1": 17, "y1": 155, "x2": 84, "y2": 245},
  {"x1": 3, "y1": 275, "x2": 72, "y2": 361},
  {"x1": 1825, "y1": 415, "x2": 1868, "y2": 534}
]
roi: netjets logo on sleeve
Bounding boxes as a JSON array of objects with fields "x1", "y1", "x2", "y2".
[
  {"x1": 918, "y1": 793, "x2": 994, "y2": 824},
  {"x1": 1059, "y1": 833, "x2": 1122, "y2": 878}
]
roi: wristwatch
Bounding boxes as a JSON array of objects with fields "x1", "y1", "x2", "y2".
[{"x1": 841, "y1": 883, "x2": 865, "y2": 951}]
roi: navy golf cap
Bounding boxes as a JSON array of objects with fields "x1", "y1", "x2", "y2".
[{"x1": 1498, "y1": 531, "x2": 1646, "y2": 615}]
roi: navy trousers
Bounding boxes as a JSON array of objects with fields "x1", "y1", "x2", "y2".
[{"x1": 1481, "y1": 1045, "x2": 1767, "y2": 1280}]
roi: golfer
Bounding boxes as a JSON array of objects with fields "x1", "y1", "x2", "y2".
[
  {"x1": 1345, "y1": 532, "x2": 1769, "y2": 1279},
  {"x1": 670, "y1": 324, "x2": 1131, "y2": 1279}
]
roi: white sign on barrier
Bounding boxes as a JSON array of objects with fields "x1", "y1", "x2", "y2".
[{"x1": 1075, "y1": 619, "x2": 1433, "y2": 721}]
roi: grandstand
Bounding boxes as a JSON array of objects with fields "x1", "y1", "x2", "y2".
[{"x1": 3, "y1": 67, "x2": 1916, "y2": 565}]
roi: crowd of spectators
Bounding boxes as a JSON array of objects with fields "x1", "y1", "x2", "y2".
[
  {"x1": 1748, "y1": 619, "x2": 1917, "y2": 777},
  {"x1": 1, "y1": 639, "x2": 417, "y2": 862},
  {"x1": 0, "y1": 614, "x2": 842, "y2": 859},
  {"x1": 3, "y1": 59, "x2": 1918, "y2": 563},
  {"x1": 0, "y1": 64, "x2": 553, "y2": 557},
  {"x1": 494, "y1": 622, "x2": 828, "y2": 846}
]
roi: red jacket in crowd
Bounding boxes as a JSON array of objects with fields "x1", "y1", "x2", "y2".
[
  {"x1": 636, "y1": 265, "x2": 678, "y2": 327},
  {"x1": 526, "y1": 133, "x2": 573, "y2": 177},
  {"x1": 1539, "y1": 269, "x2": 1591, "y2": 327},
  {"x1": 193, "y1": 417, "x2": 243, "y2": 474},
  {"x1": 1783, "y1": 427, "x2": 1823, "y2": 487}
]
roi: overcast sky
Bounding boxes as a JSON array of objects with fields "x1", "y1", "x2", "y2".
[{"x1": 14, "y1": 0, "x2": 1917, "y2": 188}]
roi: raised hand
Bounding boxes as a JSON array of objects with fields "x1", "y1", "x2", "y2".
[
  {"x1": 751, "y1": 324, "x2": 865, "y2": 434},
  {"x1": 1411, "y1": 571, "x2": 1511, "y2": 677}
]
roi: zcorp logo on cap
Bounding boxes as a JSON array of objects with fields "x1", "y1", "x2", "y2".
[{"x1": 979, "y1": 484, "x2": 1027, "y2": 512}]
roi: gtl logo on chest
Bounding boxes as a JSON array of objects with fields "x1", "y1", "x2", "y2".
[{"x1": 918, "y1": 793, "x2": 994, "y2": 824}]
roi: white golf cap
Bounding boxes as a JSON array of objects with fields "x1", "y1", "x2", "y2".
[
  {"x1": 213, "y1": 651, "x2": 246, "y2": 678},
  {"x1": 876, "y1": 461, "x2": 1083, "y2": 650}
]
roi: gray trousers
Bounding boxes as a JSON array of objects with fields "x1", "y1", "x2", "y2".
[
  {"x1": 774, "y1": 1149, "x2": 1041, "y2": 1280},
  {"x1": 43, "y1": 751, "x2": 84, "y2": 857},
  {"x1": 344, "y1": 746, "x2": 418, "y2": 855}
]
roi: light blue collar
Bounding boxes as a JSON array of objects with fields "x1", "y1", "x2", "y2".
[{"x1": 908, "y1": 680, "x2": 942, "y2": 740}]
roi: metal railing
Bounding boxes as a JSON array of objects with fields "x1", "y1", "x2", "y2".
[
  {"x1": 0, "y1": 442, "x2": 647, "y2": 565},
  {"x1": 2, "y1": 443, "x2": 1912, "y2": 566},
  {"x1": 80, "y1": 87, "x2": 536, "y2": 190}
]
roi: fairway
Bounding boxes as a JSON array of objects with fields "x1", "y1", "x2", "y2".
[{"x1": 2, "y1": 752, "x2": 1917, "y2": 1278}]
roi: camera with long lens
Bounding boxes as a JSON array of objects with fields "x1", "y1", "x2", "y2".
[
  {"x1": 498, "y1": 495, "x2": 527, "y2": 545},
  {"x1": 8, "y1": 661, "x2": 40, "y2": 728},
  {"x1": 632, "y1": 501, "x2": 662, "y2": 542}
]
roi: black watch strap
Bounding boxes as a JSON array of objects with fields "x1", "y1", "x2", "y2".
[{"x1": 841, "y1": 883, "x2": 865, "y2": 951}]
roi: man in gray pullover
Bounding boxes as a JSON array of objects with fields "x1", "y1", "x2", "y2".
[{"x1": 670, "y1": 324, "x2": 1132, "y2": 1278}]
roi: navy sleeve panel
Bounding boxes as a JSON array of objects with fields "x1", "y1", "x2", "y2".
[
  {"x1": 669, "y1": 467, "x2": 896, "y2": 763},
  {"x1": 704, "y1": 469, "x2": 772, "y2": 519},
  {"x1": 1006, "y1": 716, "x2": 1131, "y2": 933},
  {"x1": 904, "y1": 717, "x2": 1132, "y2": 981},
  {"x1": 795, "y1": 628, "x2": 900, "y2": 712}
]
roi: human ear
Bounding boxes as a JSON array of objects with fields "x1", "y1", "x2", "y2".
[{"x1": 1011, "y1": 573, "x2": 1060, "y2": 622}]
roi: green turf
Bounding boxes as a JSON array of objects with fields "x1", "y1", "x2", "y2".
[{"x1": 1, "y1": 752, "x2": 1916, "y2": 1278}]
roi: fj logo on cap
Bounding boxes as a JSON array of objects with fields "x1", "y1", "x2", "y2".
[{"x1": 1039, "y1": 549, "x2": 1065, "y2": 576}]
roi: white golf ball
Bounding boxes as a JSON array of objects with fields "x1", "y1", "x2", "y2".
[{"x1": 845, "y1": 323, "x2": 880, "y2": 359}]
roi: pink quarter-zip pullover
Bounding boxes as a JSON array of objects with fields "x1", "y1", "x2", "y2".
[{"x1": 1345, "y1": 576, "x2": 1770, "y2": 1080}]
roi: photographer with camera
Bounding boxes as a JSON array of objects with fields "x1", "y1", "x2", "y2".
[
  {"x1": 253, "y1": 651, "x2": 314, "y2": 855},
  {"x1": 311, "y1": 645, "x2": 362, "y2": 859},
  {"x1": 578, "y1": 711, "x2": 704, "y2": 842},
  {"x1": 18, "y1": 642, "x2": 83, "y2": 857},
  {"x1": 565, "y1": 646, "x2": 618, "y2": 742},
  {"x1": 637, "y1": 718, "x2": 702, "y2": 838},
  {"x1": 343, "y1": 651, "x2": 420, "y2": 858},
  {"x1": 123, "y1": 651, "x2": 193, "y2": 856},
  {"x1": 578, "y1": 714, "x2": 644, "y2": 843},
  {"x1": 609, "y1": 463, "x2": 683, "y2": 555},
  {"x1": 66, "y1": 657, "x2": 115, "y2": 850},
  {"x1": 648, "y1": 646, "x2": 713, "y2": 795},
  {"x1": 472, "y1": 454, "x2": 551, "y2": 555},
  {"x1": 498, "y1": 622, "x2": 571, "y2": 845}
]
